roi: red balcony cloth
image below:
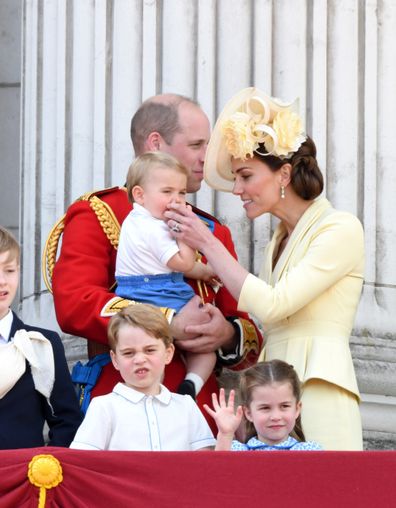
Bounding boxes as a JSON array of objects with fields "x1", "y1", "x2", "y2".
[{"x1": 0, "y1": 447, "x2": 395, "y2": 507}]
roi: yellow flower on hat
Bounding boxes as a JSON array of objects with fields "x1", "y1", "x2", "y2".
[
  {"x1": 264, "y1": 109, "x2": 305, "y2": 158},
  {"x1": 204, "y1": 88, "x2": 308, "y2": 193},
  {"x1": 220, "y1": 95, "x2": 306, "y2": 162},
  {"x1": 222, "y1": 112, "x2": 259, "y2": 160}
]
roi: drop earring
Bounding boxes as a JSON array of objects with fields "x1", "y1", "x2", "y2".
[{"x1": 280, "y1": 185, "x2": 285, "y2": 199}]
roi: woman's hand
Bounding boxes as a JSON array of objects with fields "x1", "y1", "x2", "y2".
[
  {"x1": 165, "y1": 202, "x2": 213, "y2": 252},
  {"x1": 166, "y1": 202, "x2": 250, "y2": 303}
]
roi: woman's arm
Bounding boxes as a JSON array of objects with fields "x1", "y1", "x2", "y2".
[
  {"x1": 166, "y1": 204, "x2": 364, "y2": 324},
  {"x1": 165, "y1": 204, "x2": 249, "y2": 300},
  {"x1": 238, "y1": 212, "x2": 365, "y2": 322}
]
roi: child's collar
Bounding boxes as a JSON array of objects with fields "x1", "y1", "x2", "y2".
[{"x1": 113, "y1": 382, "x2": 172, "y2": 405}]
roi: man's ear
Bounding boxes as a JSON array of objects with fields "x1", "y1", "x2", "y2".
[
  {"x1": 146, "y1": 132, "x2": 163, "y2": 151},
  {"x1": 132, "y1": 185, "x2": 145, "y2": 205}
]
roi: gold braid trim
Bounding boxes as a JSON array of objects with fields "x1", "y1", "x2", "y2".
[
  {"x1": 100, "y1": 297, "x2": 175, "y2": 323},
  {"x1": 41, "y1": 189, "x2": 121, "y2": 293},
  {"x1": 89, "y1": 196, "x2": 120, "y2": 249},
  {"x1": 41, "y1": 215, "x2": 66, "y2": 294}
]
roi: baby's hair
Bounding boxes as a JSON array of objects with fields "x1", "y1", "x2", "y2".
[
  {"x1": 0, "y1": 225, "x2": 20, "y2": 262},
  {"x1": 239, "y1": 359, "x2": 305, "y2": 442},
  {"x1": 107, "y1": 303, "x2": 173, "y2": 351},
  {"x1": 126, "y1": 151, "x2": 188, "y2": 205}
]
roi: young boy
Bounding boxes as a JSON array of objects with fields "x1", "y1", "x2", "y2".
[
  {"x1": 70, "y1": 304, "x2": 216, "y2": 450},
  {"x1": 0, "y1": 226, "x2": 82, "y2": 449},
  {"x1": 115, "y1": 151, "x2": 220, "y2": 400}
]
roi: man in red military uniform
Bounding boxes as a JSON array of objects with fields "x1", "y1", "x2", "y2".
[{"x1": 51, "y1": 94, "x2": 262, "y2": 428}]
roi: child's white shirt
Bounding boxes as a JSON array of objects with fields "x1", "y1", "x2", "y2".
[
  {"x1": 70, "y1": 382, "x2": 215, "y2": 451},
  {"x1": 116, "y1": 204, "x2": 179, "y2": 276}
]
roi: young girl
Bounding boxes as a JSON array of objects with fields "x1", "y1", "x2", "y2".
[
  {"x1": 116, "y1": 151, "x2": 219, "y2": 399},
  {"x1": 205, "y1": 360, "x2": 322, "y2": 450}
]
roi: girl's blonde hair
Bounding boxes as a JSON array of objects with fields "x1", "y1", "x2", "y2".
[{"x1": 239, "y1": 360, "x2": 305, "y2": 442}]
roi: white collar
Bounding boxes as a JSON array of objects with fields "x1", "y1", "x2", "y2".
[
  {"x1": 132, "y1": 203, "x2": 164, "y2": 223},
  {"x1": 132, "y1": 203, "x2": 153, "y2": 218},
  {"x1": 0, "y1": 310, "x2": 13, "y2": 343},
  {"x1": 113, "y1": 382, "x2": 172, "y2": 405}
]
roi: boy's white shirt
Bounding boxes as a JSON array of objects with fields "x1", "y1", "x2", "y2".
[
  {"x1": 70, "y1": 382, "x2": 216, "y2": 451},
  {"x1": 0, "y1": 322, "x2": 55, "y2": 401}
]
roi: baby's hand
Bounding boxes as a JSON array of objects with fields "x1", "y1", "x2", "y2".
[
  {"x1": 200, "y1": 263, "x2": 223, "y2": 288},
  {"x1": 199, "y1": 262, "x2": 215, "y2": 281},
  {"x1": 204, "y1": 388, "x2": 243, "y2": 436}
]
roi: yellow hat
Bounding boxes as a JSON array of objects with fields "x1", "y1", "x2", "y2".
[{"x1": 204, "y1": 87, "x2": 305, "y2": 192}]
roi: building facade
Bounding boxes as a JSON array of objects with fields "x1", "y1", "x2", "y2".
[{"x1": 2, "y1": 0, "x2": 395, "y2": 448}]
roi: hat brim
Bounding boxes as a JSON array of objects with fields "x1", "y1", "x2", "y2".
[{"x1": 204, "y1": 87, "x2": 298, "y2": 192}]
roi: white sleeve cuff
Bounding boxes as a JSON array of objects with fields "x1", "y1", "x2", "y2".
[{"x1": 217, "y1": 319, "x2": 244, "y2": 361}]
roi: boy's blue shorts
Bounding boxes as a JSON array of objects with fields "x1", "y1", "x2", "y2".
[{"x1": 115, "y1": 272, "x2": 195, "y2": 312}]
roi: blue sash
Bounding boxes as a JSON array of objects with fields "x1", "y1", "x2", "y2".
[{"x1": 71, "y1": 353, "x2": 111, "y2": 414}]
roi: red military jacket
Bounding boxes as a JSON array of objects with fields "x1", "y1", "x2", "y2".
[{"x1": 52, "y1": 187, "x2": 262, "y2": 428}]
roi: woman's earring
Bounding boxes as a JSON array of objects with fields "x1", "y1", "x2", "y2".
[{"x1": 280, "y1": 185, "x2": 285, "y2": 199}]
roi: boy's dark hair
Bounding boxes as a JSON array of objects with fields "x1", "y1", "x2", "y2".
[
  {"x1": 0, "y1": 226, "x2": 20, "y2": 262},
  {"x1": 107, "y1": 304, "x2": 173, "y2": 351},
  {"x1": 239, "y1": 359, "x2": 306, "y2": 442}
]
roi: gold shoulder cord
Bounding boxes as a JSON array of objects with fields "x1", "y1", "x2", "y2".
[
  {"x1": 89, "y1": 196, "x2": 120, "y2": 249},
  {"x1": 42, "y1": 189, "x2": 175, "y2": 322},
  {"x1": 41, "y1": 192, "x2": 121, "y2": 293},
  {"x1": 42, "y1": 215, "x2": 66, "y2": 294}
]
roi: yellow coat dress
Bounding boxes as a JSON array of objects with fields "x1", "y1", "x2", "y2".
[{"x1": 238, "y1": 197, "x2": 364, "y2": 449}]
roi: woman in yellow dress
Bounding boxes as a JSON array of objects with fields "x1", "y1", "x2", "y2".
[{"x1": 165, "y1": 87, "x2": 365, "y2": 450}]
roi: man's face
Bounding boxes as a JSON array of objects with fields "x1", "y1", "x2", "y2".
[{"x1": 160, "y1": 102, "x2": 211, "y2": 194}]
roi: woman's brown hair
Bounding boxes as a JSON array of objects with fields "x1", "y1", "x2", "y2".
[{"x1": 255, "y1": 136, "x2": 324, "y2": 200}]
